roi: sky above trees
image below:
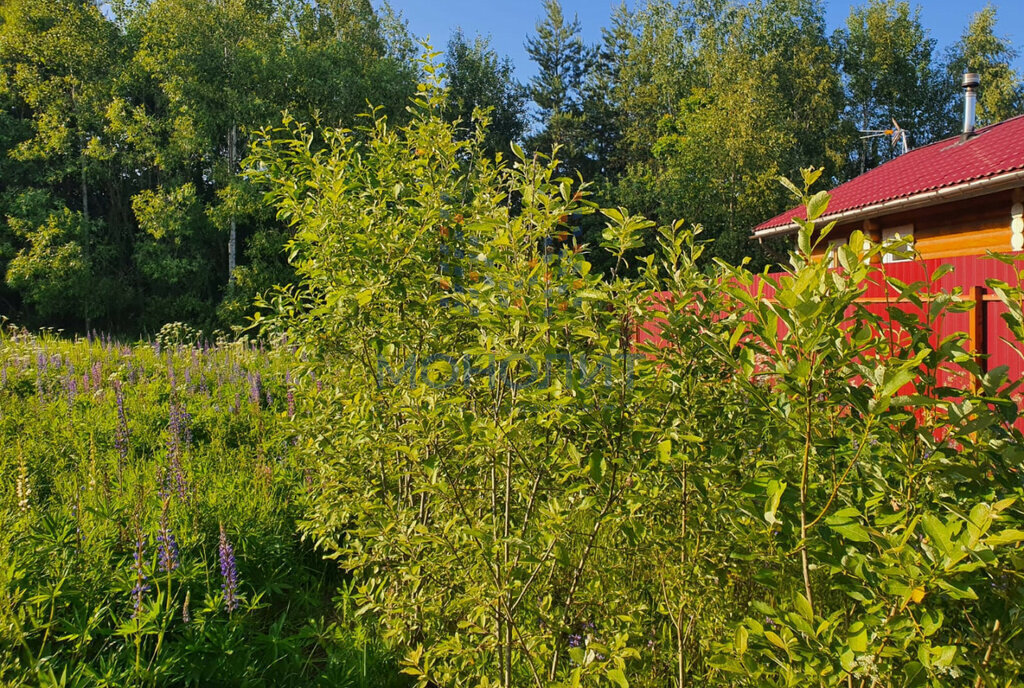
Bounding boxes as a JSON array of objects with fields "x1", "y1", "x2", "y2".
[{"x1": 380, "y1": 0, "x2": 1024, "y2": 79}]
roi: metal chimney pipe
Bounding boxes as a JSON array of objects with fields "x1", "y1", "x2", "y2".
[{"x1": 962, "y1": 72, "x2": 980, "y2": 137}]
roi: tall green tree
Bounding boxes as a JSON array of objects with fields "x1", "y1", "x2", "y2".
[
  {"x1": 443, "y1": 30, "x2": 527, "y2": 158},
  {"x1": 613, "y1": 0, "x2": 845, "y2": 267},
  {"x1": 525, "y1": 0, "x2": 594, "y2": 176},
  {"x1": 837, "y1": 0, "x2": 948, "y2": 173},
  {"x1": 0, "y1": 0, "x2": 126, "y2": 328},
  {"x1": 945, "y1": 4, "x2": 1024, "y2": 127}
]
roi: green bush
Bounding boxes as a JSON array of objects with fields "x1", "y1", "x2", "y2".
[{"x1": 251, "y1": 57, "x2": 1024, "y2": 687}]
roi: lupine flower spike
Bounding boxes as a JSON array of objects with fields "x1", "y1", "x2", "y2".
[
  {"x1": 130, "y1": 534, "x2": 149, "y2": 619},
  {"x1": 112, "y1": 380, "x2": 130, "y2": 468},
  {"x1": 182, "y1": 590, "x2": 191, "y2": 624},
  {"x1": 156, "y1": 498, "x2": 179, "y2": 572},
  {"x1": 218, "y1": 523, "x2": 238, "y2": 614}
]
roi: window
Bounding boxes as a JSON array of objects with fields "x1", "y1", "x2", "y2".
[
  {"x1": 827, "y1": 235, "x2": 873, "y2": 267},
  {"x1": 881, "y1": 224, "x2": 915, "y2": 263},
  {"x1": 827, "y1": 237, "x2": 844, "y2": 267}
]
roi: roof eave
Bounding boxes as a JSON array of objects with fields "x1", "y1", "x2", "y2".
[{"x1": 752, "y1": 167, "x2": 1024, "y2": 239}]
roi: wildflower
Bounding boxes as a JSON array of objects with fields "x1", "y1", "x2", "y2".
[
  {"x1": 218, "y1": 524, "x2": 239, "y2": 614},
  {"x1": 15, "y1": 450, "x2": 31, "y2": 513},
  {"x1": 130, "y1": 535, "x2": 149, "y2": 619},
  {"x1": 156, "y1": 498, "x2": 179, "y2": 572},
  {"x1": 167, "y1": 354, "x2": 176, "y2": 390},
  {"x1": 166, "y1": 401, "x2": 191, "y2": 501},
  {"x1": 35, "y1": 352, "x2": 46, "y2": 397},
  {"x1": 248, "y1": 373, "x2": 262, "y2": 406},
  {"x1": 112, "y1": 380, "x2": 130, "y2": 466},
  {"x1": 285, "y1": 372, "x2": 296, "y2": 417},
  {"x1": 182, "y1": 590, "x2": 191, "y2": 623}
]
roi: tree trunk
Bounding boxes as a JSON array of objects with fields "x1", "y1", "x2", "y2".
[
  {"x1": 81, "y1": 137, "x2": 91, "y2": 332},
  {"x1": 227, "y1": 124, "x2": 237, "y2": 284}
]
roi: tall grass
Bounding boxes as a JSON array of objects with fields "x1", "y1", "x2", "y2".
[{"x1": 0, "y1": 324, "x2": 406, "y2": 687}]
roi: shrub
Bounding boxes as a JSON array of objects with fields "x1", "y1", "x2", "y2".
[{"x1": 253, "y1": 54, "x2": 1024, "y2": 687}]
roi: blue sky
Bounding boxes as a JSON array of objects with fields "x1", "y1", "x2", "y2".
[{"x1": 381, "y1": 0, "x2": 1024, "y2": 79}]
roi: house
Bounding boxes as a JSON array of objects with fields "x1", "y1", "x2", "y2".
[{"x1": 753, "y1": 75, "x2": 1024, "y2": 263}]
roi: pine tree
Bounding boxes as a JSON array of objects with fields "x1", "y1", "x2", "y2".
[{"x1": 525, "y1": 0, "x2": 594, "y2": 176}]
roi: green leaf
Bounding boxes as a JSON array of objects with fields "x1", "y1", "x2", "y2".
[
  {"x1": 658, "y1": 439, "x2": 672, "y2": 463},
  {"x1": 794, "y1": 593, "x2": 813, "y2": 623},
  {"x1": 606, "y1": 668, "x2": 629, "y2": 688},
  {"x1": 355, "y1": 289, "x2": 373, "y2": 307},
  {"x1": 763, "y1": 480, "x2": 786, "y2": 525},
  {"x1": 830, "y1": 523, "x2": 870, "y2": 542},
  {"x1": 986, "y1": 529, "x2": 1024, "y2": 547},
  {"x1": 764, "y1": 630, "x2": 789, "y2": 655},
  {"x1": 848, "y1": 625, "x2": 868, "y2": 653},
  {"x1": 922, "y1": 514, "x2": 954, "y2": 557},
  {"x1": 734, "y1": 625, "x2": 748, "y2": 655},
  {"x1": 805, "y1": 190, "x2": 830, "y2": 221}
]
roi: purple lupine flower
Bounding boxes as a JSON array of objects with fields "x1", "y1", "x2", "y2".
[
  {"x1": 232, "y1": 391, "x2": 241, "y2": 415},
  {"x1": 35, "y1": 352, "x2": 46, "y2": 398},
  {"x1": 167, "y1": 402, "x2": 190, "y2": 501},
  {"x1": 156, "y1": 498, "x2": 179, "y2": 572},
  {"x1": 91, "y1": 361, "x2": 102, "y2": 389},
  {"x1": 130, "y1": 534, "x2": 149, "y2": 618},
  {"x1": 218, "y1": 524, "x2": 239, "y2": 614},
  {"x1": 1, "y1": 366, "x2": 7, "y2": 387},
  {"x1": 169, "y1": 401, "x2": 193, "y2": 449},
  {"x1": 157, "y1": 466, "x2": 169, "y2": 500},
  {"x1": 248, "y1": 373, "x2": 262, "y2": 406},
  {"x1": 112, "y1": 380, "x2": 130, "y2": 466},
  {"x1": 286, "y1": 381, "x2": 296, "y2": 418},
  {"x1": 168, "y1": 403, "x2": 182, "y2": 458}
]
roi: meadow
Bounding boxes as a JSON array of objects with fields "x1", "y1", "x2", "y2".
[{"x1": 0, "y1": 324, "x2": 406, "y2": 686}]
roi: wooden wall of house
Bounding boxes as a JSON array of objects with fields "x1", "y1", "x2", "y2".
[{"x1": 809, "y1": 187, "x2": 1022, "y2": 261}]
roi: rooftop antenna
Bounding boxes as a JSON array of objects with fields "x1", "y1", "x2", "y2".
[{"x1": 859, "y1": 117, "x2": 909, "y2": 155}]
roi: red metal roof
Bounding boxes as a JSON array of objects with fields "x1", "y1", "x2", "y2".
[{"x1": 754, "y1": 114, "x2": 1024, "y2": 234}]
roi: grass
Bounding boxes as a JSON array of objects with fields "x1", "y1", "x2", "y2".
[{"x1": 0, "y1": 324, "x2": 407, "y2": 687}]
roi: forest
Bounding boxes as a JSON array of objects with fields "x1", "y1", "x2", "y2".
[{"x1": 1, "y1": 0, "x2": 1022, "y2": 334}]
